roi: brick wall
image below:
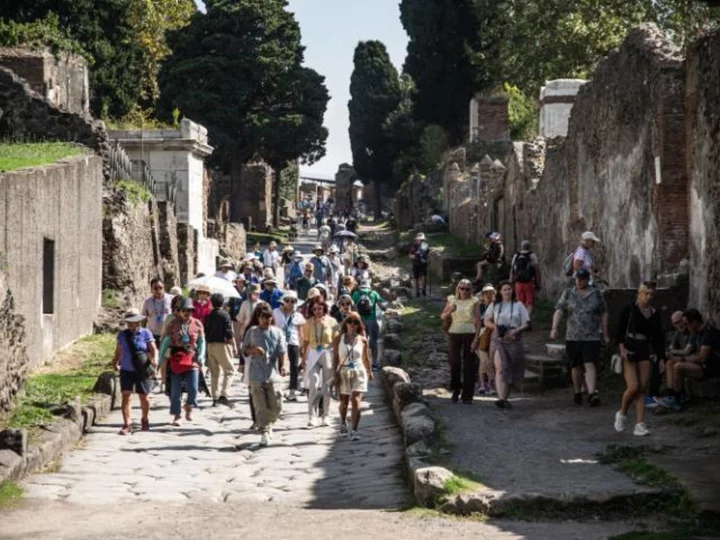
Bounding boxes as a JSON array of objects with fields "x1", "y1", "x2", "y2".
[
  {"x1": 472, "y1": 96, "x2": 510, "y2": 142},
  {"x1": 231, "y1": 162, "x2": 272, "y2": 229}
]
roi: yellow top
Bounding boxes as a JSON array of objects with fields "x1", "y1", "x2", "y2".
[
  {"x1": 302, "y1": 316, "x2": 339, "y2": 349},
  {"x1": 448, "y1": 296, "x2": 478, "y2": 334}
]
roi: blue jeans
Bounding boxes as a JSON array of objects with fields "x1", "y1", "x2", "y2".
[{"x1": 170, "y1": 370, "x2": 199, "y2": 416}]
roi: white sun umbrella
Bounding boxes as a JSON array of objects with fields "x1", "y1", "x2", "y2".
[{"x1": 186, "y1": 275, "x2": 241, "y2": 299}]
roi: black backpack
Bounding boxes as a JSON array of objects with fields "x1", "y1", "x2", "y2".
[
  {"x1": 486, "y1": 242, "x2": 502, "y2": 264},
  {"x1": 513, "y1": 252, "x2": 536, "y2": 283},
  {"x1": 356, "y1": 290, "x2": 374, "y2": 316}
]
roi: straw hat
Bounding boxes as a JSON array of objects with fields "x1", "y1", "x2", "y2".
[{"x1": 196, "y1": 285, "x2": 211, "y2": 294}]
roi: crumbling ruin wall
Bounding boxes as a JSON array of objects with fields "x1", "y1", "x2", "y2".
[
  {"x1": 686, "y1": 27, "x2": 720, "y2": 323},
  {"x1": 0, "y1": 266, "x2": 30, "y2": 415}
]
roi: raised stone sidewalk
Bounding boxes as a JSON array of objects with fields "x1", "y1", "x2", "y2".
[{"x1": 21, "y1": 376, "x2": 407, "y2": 509}]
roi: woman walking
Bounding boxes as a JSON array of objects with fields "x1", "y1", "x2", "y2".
[
  {"x1": 332, "y1": 293, "x2": 354, "y2": 324},
  {"x1": 474, "y1": 284, "x2": 496, "y2": 395},
  {"x1": 441, "y1": 279, "x2": 480, "y2": 404},
  {"x1": 332, "y1": 312, "x2": 373, "y2": 440},
  {"x1": 242, "y1": 304, "x2": 288, "y2": 446},
  {"x1": 158, "y1": 297, "x2": 206, "y2": 426},
  {"x1": 484, "y1": 281, "x2": 530, "y2": 408},
  {"x1": 614, "y1": 282, "x2": 665, "y2": 437},
  {"x1": 274, "y1": 291, "x2": 306, "y2": 402},
  {"x1": 114, "y1": 309, "x2": 158, "y2": 434},
  {"x1": 301, "y1": 300, "x2": 340, "y2": 427}
]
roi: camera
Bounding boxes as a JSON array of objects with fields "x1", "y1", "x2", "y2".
[{"x1": 497, "y1": 325, "x2": 508, "y2": 338}]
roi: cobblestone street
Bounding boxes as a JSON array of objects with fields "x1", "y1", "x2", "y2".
[{"x1": 19, "y1": 378, "x2": 407, "y2": 509}]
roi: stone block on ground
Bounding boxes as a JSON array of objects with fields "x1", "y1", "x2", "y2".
[
  {"x1": 381, "y1": 366, "x2": 410, "y2": 390},
  {"x1": 0, "y1": 429, "x2": 27, "y2": 457},
  {"x1": 383, "y1": 349, "x2": 402, "y2": 367},
  {"x1": 394, "y1": 382, "x2": 424, "y2": 410},
  {"x1": 401, "y1": 402, "x2": 436, "y2": 445},
  {"x1": 545, "y1": 343, "x2": 567, "y2": 359},
  {"x1": 384, "y1": 318, "x2": 404, "y2": 334},
  {"x1": 93, "y1": 371, "x2": 120, "y2": 410},
  {"x1": 414, "y1": 466, "x2": 454, "y2": 507}
]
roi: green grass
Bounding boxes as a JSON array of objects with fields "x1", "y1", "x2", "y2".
[
  {"x1": 443, "y1": 474, "x2": 481, "y2": 496},
  {"x1": 0, "y1": 142, "x2": 85, "y2": 172},
  {"x1": 0, "y1": 481, "x2": 23, "y2": 508},
  {"x1": 101, "y1": 289, "x2": 122, "y2": 309},
  {"x1": 247, "y1": 231, "x2": 287, "y2": 245},
  {"x1": 596, "y1": 445, "x2": 681, "y2": 489},
  {"x1": 3, "y1": 334, "x2": 116, "y2": 429},
  {"x1": 426, "y1": 232, "x2": 483, "y2": 258},
  {"x1": 115, "y1": 179, "x2": 152, "y2": 205}
]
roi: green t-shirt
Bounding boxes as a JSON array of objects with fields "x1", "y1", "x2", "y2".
[{"x1": 351, "y1": 288, "x2": 382, "y2": 323}]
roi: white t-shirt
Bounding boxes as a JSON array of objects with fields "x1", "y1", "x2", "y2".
[
  {"x1": 485, "y1": 301, "x2": 530, "y2": 329},
  {"x1": 573, "y1": 246, "x2": 594, "y2": 272},
  {"x1": 273, "y1": 308, "x2": 307, "y2": 347},
  {"x1": 263, "y1": 249, "x2": 280, "y2": 268}
]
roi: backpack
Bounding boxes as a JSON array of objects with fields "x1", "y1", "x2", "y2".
[
  {"x1": 356, "y1": 290, "x2": 374, "y2": 316},
  {"x1": 413, "y1": 242, "x2": 429, "y2": 265},
  {"x1": 563, "y1": 248, "x2": 578, "y2": 277},
  {"x1": 513, "y1": 252, "x2": 535, "y2": 283}
]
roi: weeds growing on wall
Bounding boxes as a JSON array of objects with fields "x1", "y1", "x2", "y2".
[{"x1": 115, "y1": 179, "x2": 152, "y2": 205}]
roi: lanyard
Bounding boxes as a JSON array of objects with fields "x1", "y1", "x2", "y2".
[
  {"x1": 344, "y1": 335, "x2": 358, "y2": 368},
  {"x1": 314, "y1": 319, "x2": 324, "y2": 349},
  {"x1": 180, "y1": 321, "x2": 192, "y2": 344}
]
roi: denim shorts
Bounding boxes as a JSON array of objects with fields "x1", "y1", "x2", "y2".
[{"x1": 120, "y1": 370, "x2": 152, "y2": 395}]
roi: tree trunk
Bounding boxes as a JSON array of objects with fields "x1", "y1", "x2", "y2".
[
  {"x1": 272, "y1": 165, "x2": 282, "y2": 228},
  {"x1": 373, "y1": 179, "x2": 382, "y2": 219}
]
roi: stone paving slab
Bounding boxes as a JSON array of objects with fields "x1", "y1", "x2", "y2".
[{"x1": 20, "y1": 376, "x2": 408, "y2": 510}]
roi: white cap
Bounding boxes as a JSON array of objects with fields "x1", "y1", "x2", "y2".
[
  {"x1": 415, "y1": 232, "x2": 426, "y2": 241},
  {"x1": 581, "y1": 231, "x2": 601, "y2": 243}
]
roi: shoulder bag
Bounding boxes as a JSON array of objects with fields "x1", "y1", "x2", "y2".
[
  {"x1": 125, "y1": 330, "x2": 155, "y2": 380},
  {"x1": 611, "y1": 304, "x2": 633, "y2": 374}
]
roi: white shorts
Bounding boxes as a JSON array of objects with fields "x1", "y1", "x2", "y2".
[{"x1": 338, "y1": 367, "x2": 368, "y2": 395}]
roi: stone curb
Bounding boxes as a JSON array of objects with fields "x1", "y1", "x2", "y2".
[
  {"x1": 379, "y1": 310, "x2": 455, "y2": 508},
  {"x1": 0, "y1": 371, "x2": 120, "y2": 484}
]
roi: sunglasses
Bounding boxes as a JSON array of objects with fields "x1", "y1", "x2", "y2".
[
  {"x1": 259, "y1": 313, "x2": 271, "y2": 319},
  {"x1": 180, "y1": 308, "x2": 193, "y2": 313},
  {"x1": 313, "y1": 307, "x2": 325, "y2": 312},
  {"x1": 153, "y1": 286, "x2": 164, "y2": 291},
  {"x1": 458, "y1": 287, "x2": 470, "y2": 291},
  {"x1": 284, "y1": 299, "x2": 297, "y2": 304},
  {"x1": 347, "y1": 320, "x2": 360, "y2": 326},
  {"x1": 339, "y1": 302, "x2": 351, "y2": 307},
  {"x1": 642, "y1": 281, "x2": 658, "y2": 288}
]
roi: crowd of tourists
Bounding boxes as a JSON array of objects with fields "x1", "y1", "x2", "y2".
[
  {"x1": 114, "y1": 224, "x2": 386, "y2": 447},
  {"x1": 439, "y1": 229, "x2": 720, "y2": 437}
]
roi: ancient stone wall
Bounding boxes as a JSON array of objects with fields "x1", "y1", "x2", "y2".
[
  {"x1": 0, "y1": 268, "x2": 30, "y2": 415},
  {"x1": 0, "y1": 67, "x2": 109, "y2": 174},
  {"x1": 102, "y1": 188, "x2": 162, "y2": 308},
  {"x1": 0, "y1": 48, "x2": 89, "y2": 115},
  {"x1": 177, "y1": 224, "x2": 197, "y2": 284},
  {"x1": 156, "y1": 202, "x2": 181, "y2": 288},
  {"x1": 231, "y1": 162, "x2": 272, "y2": 229},
  {"x1": 0, "y1": 155, "x2": 103, "y2": 367},
  {"x1": 686, "y1": 27, "x2": 720, "y2": 322},
  {"x1": 334, "y1": 164, "x2": 356, "y2": 213}
]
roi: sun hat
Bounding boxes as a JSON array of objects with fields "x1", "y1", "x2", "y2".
[
  {"x1": 581, "y1": 231, "x2": 601, "y2": 243},
  {"x1": 123, "y1": 308, "x2": 146, "y2": 323},
  {"x1": 306, "y1": 288, "x2": 320, "y2": 300},
  {"x1": 269, "y1": 241, "x2": 277, "y2": 248},
  {"x1": 235, "y1": 274, "x2": 246, "y2": 282},
  {"x1": 415, "y1": 232, "x2": 426, "y2": 241},
  {"x1": 169, "y1": 286, "x2": 182, "y2": 295},
  {"x1": 263, "y1": 268, "x2": 275, "y2": 278},
  {"x1": 218, "y1": 258, "x2": 232, "y2": 269},
  {"x1": 181, "y1": 297, "x2": 195, "y2": 311},
  {"x1": 481, "y1": 284, "x2": 496, "y2": 294},
  {"x1": 282, "y1": 290, "x2": 299, "y2": 302},
  {"x1": 196, "y1": 284, "x2": 211, "y2": 294},
  {"x1": 293, "y1": 253, "x2": 304, "y2": 261},
  {"x1": 283, "y1": 245, "x2": 294, "y2": 252},
  {"x1": 338, "y1": 293, "x2": 353, "y2": 304},
  {"x1": 263, "y1": 276, "x2": 278, "y2": 285},
  {"x1": 360, "y1": 278, "x2": 371, "y2": 288},
  {"x1": 574, "y1": 268, "x2": 591, "y2": 279},
  {"x1": 304, "y1": 262, "x2": 314, "y2": 271},
  {"x1": 313, "y1": 243, "x2": 324, "y2": 252},
  {"x1": 329, "y1": 245, "x2": 339, "y2": 254},
  {"x1": 489, "y1": 232, "x2": 502, "y2": 241}
]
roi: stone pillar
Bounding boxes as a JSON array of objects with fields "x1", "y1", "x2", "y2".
[
  {"x1": 231, "y1": 162, "x2": 273, "y2": 229},
  {"x1": 469, "y1": 95, "x2": 510, "y2": 142},
  {"x1": 335, "y1": 163, "x2": 356, "y2": 212},
  {"x1": 539, "y1": 79, "x2": 586, "y2": 138}
]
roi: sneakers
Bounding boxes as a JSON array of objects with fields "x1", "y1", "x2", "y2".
[
  {"x1": 351, "y1": 431, "x2": 360, "y2": 441},
  {"x1": 574, "y1": 392, "x2": 583, "y2": 405},
  {"x1": 656, "y1": 396, "x2": 682, "y2": 412},
  {"x1": 477, "y1": 384, "x2": 487, "y2": 396},
  {"x1": 260, "y1": 432, "x2": 270, "y2": 447},
  {"x1": 286, "y1": 390, "x2": 297, "y2": 402},
  {"x1": 614, "y1": 411, "x2": 627, "y2": 433},
  {"x1": 644, "y1": 396, "x2": 659, "y2": 409},
  {"x1": 588, "y1": 392, "x2": 601, "y2": 407},
  {"x1": 321, "y1": 416, "x2": 330, "y2": 427},
  {"x1": 633, "y1": 423, "x2": 650, "y2": 437},
  {"x1": 340, "y1": 422, "x2": 348, "y2": 437},
  {"x1": 451, "y1": 390, "x2": 460, "y2": 403},
  {"x1": 307, "y1": 416, "x2": 317, "y2": 428}
]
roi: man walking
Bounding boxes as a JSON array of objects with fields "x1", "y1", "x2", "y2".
[
  {"x1": 352, "y1": 279, "x2": 384, "y2": 370},
  {"x1": 142, "y1": 278, "x2": 173, "y2": 343},
  {"x1": 409, "y1": 232, "x2": 429, "y2": 297},
  {"x1": 551, "y1": 268, "x2": 610, "y2": 406},
  {"x1": 204, "y1": 293, "x2": 237, "y2": 407},
  {"x1": 510, "y1": 240, "x2": 541, "y2": 317}
]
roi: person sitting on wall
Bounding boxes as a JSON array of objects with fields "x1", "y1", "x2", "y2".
[
  {"x1": 657, "y1": 309, "x2": 719, "y2": 411},
  {"x1": 649, "y1": 311, "x2": 697, "y2": 409}
]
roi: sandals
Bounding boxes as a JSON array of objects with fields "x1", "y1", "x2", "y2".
[
  {"x1": 495, "y1": 399, "x2": 512, "y2": 409},
  {"x1": 118, "y1": 424, "x2": 132, "y2": 435},
  {"x1": 171, "y1": 416, "x2": 181, "y2": 426}
]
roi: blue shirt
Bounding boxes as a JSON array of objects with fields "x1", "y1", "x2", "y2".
[
  {"x1": 117, "y1": 328, "x2": 154, "y2": 372},
  {"x1": 260, "y1": 288, "x2": 284, "y2": 309}
]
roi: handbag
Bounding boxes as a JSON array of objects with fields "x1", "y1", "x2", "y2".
[
  {"x1": 169, "y1": 350, "x2": 195, "y2": 375},
  {"x1": 124, "y1": 330, "x2": 155, "y2": 380},
  {"x1": 610, "y1": 304, "x2": 633, "y2": 375},
  {"x1": 478, "y1": 327, "x2": 492, "y2": 352}
]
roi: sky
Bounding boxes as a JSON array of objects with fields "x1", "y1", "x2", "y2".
[{"x1": 286, "y1": 0, "x2": 408, "y2": 179}]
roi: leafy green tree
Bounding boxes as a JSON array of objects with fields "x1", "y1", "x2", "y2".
[
  {"x1": 505, "y1": 83, "x2": 537, "y2": 141},
  {"x1": 159, "y1": 0, "x2": 328, "y2": 226},
  {"x1": 348, "y1": 40, "x2": 402, "y2": 217}
]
